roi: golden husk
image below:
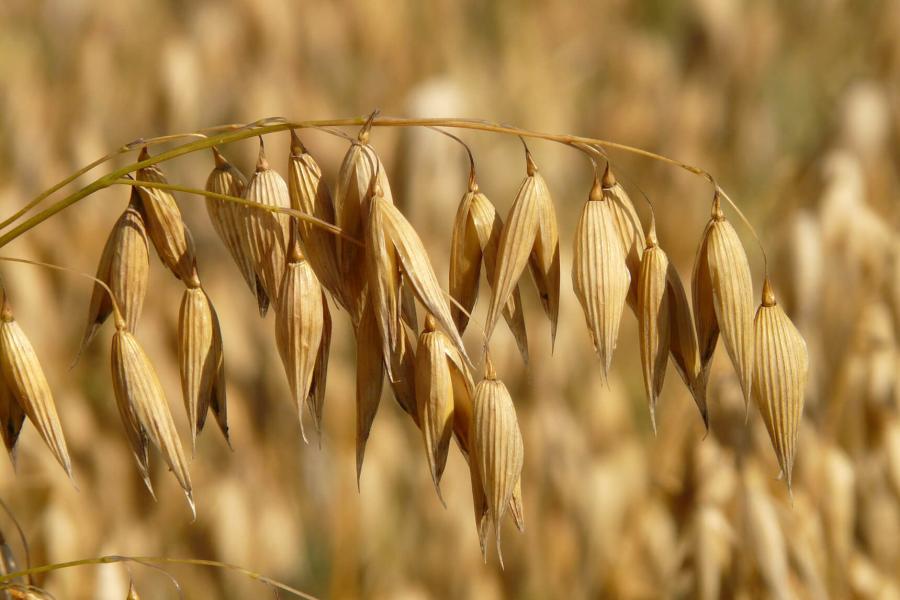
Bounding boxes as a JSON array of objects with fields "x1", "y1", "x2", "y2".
[
  {"x1": 334, "y1": 138, "x2": 393, "y2": 325},
  {"x1": 637, "y1": 230, "x2": 671, "y2": 432},
  {"x1": 242, "y1": 142, "x2": 291, "y2": 309},
  {"x1": 450, "y1": 180, "x2": 528, "y2": 360},
  {"x1": 80, "y1": 192, "x2": 149, "y2": 354},
  {"x1": 572, "y1": 179, "x2": 631, "y2": 378},
  {"x1": 178, "y1": 285, "x2": 227, "y2": 450},
  {"x1": 275, "y1": 248, "x2": 325, "y2": 443},
  {"x1": 371, "y1": 195, "x2": 471, "y2": 368},
  {"x1": 0, "y1": 371, "x2": 25, "y2": 464},
  {"x1": 485, "y1": 152, "x2": 558, "y2": 348},
  {"x1": 0, "y1": 298, "x2": 72, "y2": 477},
  {"x1": 473, "y1": 368, "x2": 524, "y2": 566},
  {"x1": 205, "y1": 148, "x2": 260, "y2": 306},
  {"x1": 287, "y1": 131, "x2": 344, "y2": 309},
  {"x1": 355, "y1": 299, "x2": 384, "y2": 485},
  {"x1": 666, "y1": 265, "x2": 708, "y2": 427},
  {"x1": 111, "y1": 328, "x2": 193, "y2": 515},
  {"x1": 601, "y1": 165, "x2": 645, "y2": 310},
  {"x1": 753, "y1": 279, "x2": 808, "y2": 489},
  {"x1": 135, "y1": 147, "x2": 198, "y2": 283}
]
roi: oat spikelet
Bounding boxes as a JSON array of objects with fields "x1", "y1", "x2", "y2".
[
  {"x1": 485, "y1": 150, "x2": 559, "y2": 348},
  {"x1": 693, "y1": 193, "x2": 754, "y2": 408},
  {"x1": 79, "y1": 190, "x2": 149, "y2": 355},
  {"x1": 415, "y1": 315, "x2": 473, "y2": 501},
  {"x1": 473, "y1": 360, "x2": 524, "y2": 567},
  {"x1": 135, "y1": 146, "x2": 198, "y2": 283},
  {"x1": 365, "y1": 184, "x2": 402, "y2": 380},
  {"x1": 706, "y1": 193, "x2": 755, "y2": 408},
  {"x1": 275, "y1": 239, "x2": 325, "y2": 443},
  {"x1": 205, "y1": 148, "x2": 261, "y2": 308},
  {"x1": 355, "y1": 299, "x2": 384, "y2": 486},
  {"x1": 178, "y1": 282, "x2": 227, "y2": 451},
  {"x1": 335, "y1": 129, "x2": 393, "y2": 324},
  {"x1": 572, "y1": 176, "x2": 631, "y2": 378},
  {"x1": 0, "y1": 295, "x2": 72, "y2": 477},
  {"x1": 111, "y1": 326, "x2": 194, "y2": 515},
  {"x1": 450, "y1": 174, "x2": 528, "y2": 361},
  {"x1": 370, "y1": 193, "x2": 471, "y2": 368},
  {"x1": 243, "y1": 139, "x2": 291, "y2": 309},
  {"x1": 753, "y1": 278, "x2": 808, "y2": 489},
  {"x1": 602, "y1": 165, "x2": 645, "y2": 310},
  {"x1": 0, "y1": 365, "x2": 25, "y2": 466},
  {"x1": 287, "y1": 131, "x2": 344, "y2": 308},
  {"x1": 665, "y1": 265, "x2": 708, "y2": 427},
  {"x1": 637, "y1": 223, "x2": 671, "y2": 432}
]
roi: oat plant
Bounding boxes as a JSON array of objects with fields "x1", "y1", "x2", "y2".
[{"x1": 0, "y1": 113, "x2": 808, "y2": 595}]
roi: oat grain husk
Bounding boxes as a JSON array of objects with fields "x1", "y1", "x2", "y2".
[
  {"x1": 135, "y1": 147, "x2": 198, "y2": 283},
  {"x1": 178, "y1": 284, "x2": 227, "y2": 451},
  {"x1": 572, "y1": 176, "x2": 631, "y2": 378},
  {"x1": 637, "y1": 225, "x2": 671, "y2": 432},
  {"x1": 275, "y1": 240, "x2": 325, "y2": 443},
  {"x1": 602, "y1": 165, "x2": 645, "y2": 310},
  {"x1": 473, "y1": 362, "x2": 524, "y2": 566},
  {"x1": 205, "y1": 148, "x2": 264, "y2": 311},
  {"x1": 753, "y1": 279, "x2": 808, "y2": 489},
  {"x1": 243, "y1": 140, "x2": 291, "y2": 309},
  {"x1": 450, "y1": 175, "x2": 528, "y2": 361},
  {"x1": 355, "y1": 299, "x2": 384, "y2": 485},
  {"x1": 287, "y1": 131, "x2": 344, "y2": 308},
  {"x1": 0, "y1": 295, "x2": 72, "y2": 477},
  {"x1": 485, "y1": 150, "x2": 559, "y2": 348},
  {"x1": 79, "y1": 191, "x2": 149, "y2": 356},
  {"x1": 111, "y1": 326, "x2": 194, "y2": 515}
]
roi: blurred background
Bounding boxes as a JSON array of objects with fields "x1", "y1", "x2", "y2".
[{"x1": 0, "y1": 0, "x2": 898, "y2": 598}]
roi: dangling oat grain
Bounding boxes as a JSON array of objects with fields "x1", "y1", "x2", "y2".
[
  {"x1": 450, "y1": 172, "x2": 528, "y2": 361},
  {"x1": 243, "y1": 139, "x2": 291, "y2": 309},
  {"x1": 753, "y1": 278, "x2": 808, "y2": 490},
  {"x1": 637, "y1": 223, "x2": 671, "y2": 432},
  {"x1": 601, "y1": 165, "x2": 645, "y2": 310},
  {"x1": 79, "y1": 189, "x2": 149, "y2": 355},
  {"x1": 0, "y1": 294, "x2": 72, "y2": 477},
  {"x1": 135, "y1": 147, "x2": 198, "y2": 283},
  {"x1": 572, "y1": 175, "x2": 631, "y2": 379},
  {"x1": 485, "y1": 149, "x2": 559, "y2": 348}
]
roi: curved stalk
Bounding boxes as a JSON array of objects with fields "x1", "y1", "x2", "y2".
[{"x1": 0, "y1": 116, "x2": 719, "y2": 248}]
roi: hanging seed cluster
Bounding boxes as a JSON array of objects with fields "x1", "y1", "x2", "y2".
[{"x1": 0, "y1": 121, "x2": 808, "y2": 564}]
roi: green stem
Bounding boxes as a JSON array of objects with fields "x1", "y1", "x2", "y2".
[
  {"x1": 0, "y1": 116, "x2": 718, "y2": 248},
  {"x1": 0, "y1": 555, "x2": 319, "y2": 599}
]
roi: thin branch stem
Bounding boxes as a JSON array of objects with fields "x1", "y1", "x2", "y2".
[
  {"x1": 0, "y1": 116, "x2": 719, "y2": 248},
  {"x1": 0, "y1": 555, "x2": 319, "y2": 600}
]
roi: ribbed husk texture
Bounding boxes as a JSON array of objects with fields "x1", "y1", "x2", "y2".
[
  {"x1": 473, "y1": 367, "x2": 524, "y2": 566},
  {"x1": 414, "y1": 316, "x2": 473, "y2": 502},
  {"x1": 242, "y1": 142, "x2": 292, "y2": 311},
  {"x1": 693, "y1": 194, "x2": 755, "y2": 409},
  {"x1": 178, "y1": 284, "x2": 228, "y2": 451},
  {"x1": 0, "y1": 296, "x2": 71, "y2": 477},
  {"x1": 637, "y1": 229, "x2": 671, "y2": 432},
  {"x1": 753, "y1": 279, "x2": 808, "y2": 489},
  {"x1": 111, "y1": 327, "x2": 194, "y2": 515},
  {"x1": 275, "y1": 244, "x2": 327, "y2": 443},
  {"x1": 205, "y1": 148, "x2": 260, "y2": 309},
  {"x1": 80, "y1": 192, "x2": 149, "y2": 355},
  {"x1": 485, "y1": 151, "x2": 559, "y2": 349},
  {"x1": 450, "y1": 177, "x2": 528, "y2": 361},
  {"x1": 335, "y1": 139, "x2": 393, "y2": 325},
  {"x1": 601, "y1": 165, "x2": 645, "y2": 311},
  {"x1": 572, "y1": 178, "x2": 631, "y2": 378},
  {"x1": 287, "y1": 131, "x2": 344, "y2": 310},
  {"x1": 135, "y1": 147, "x2": 198, "y2": 283}
]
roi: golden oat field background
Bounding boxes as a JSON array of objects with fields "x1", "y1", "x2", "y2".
[{"x1": 0, "y1": 1, "x2": 898, "y2": 598}]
